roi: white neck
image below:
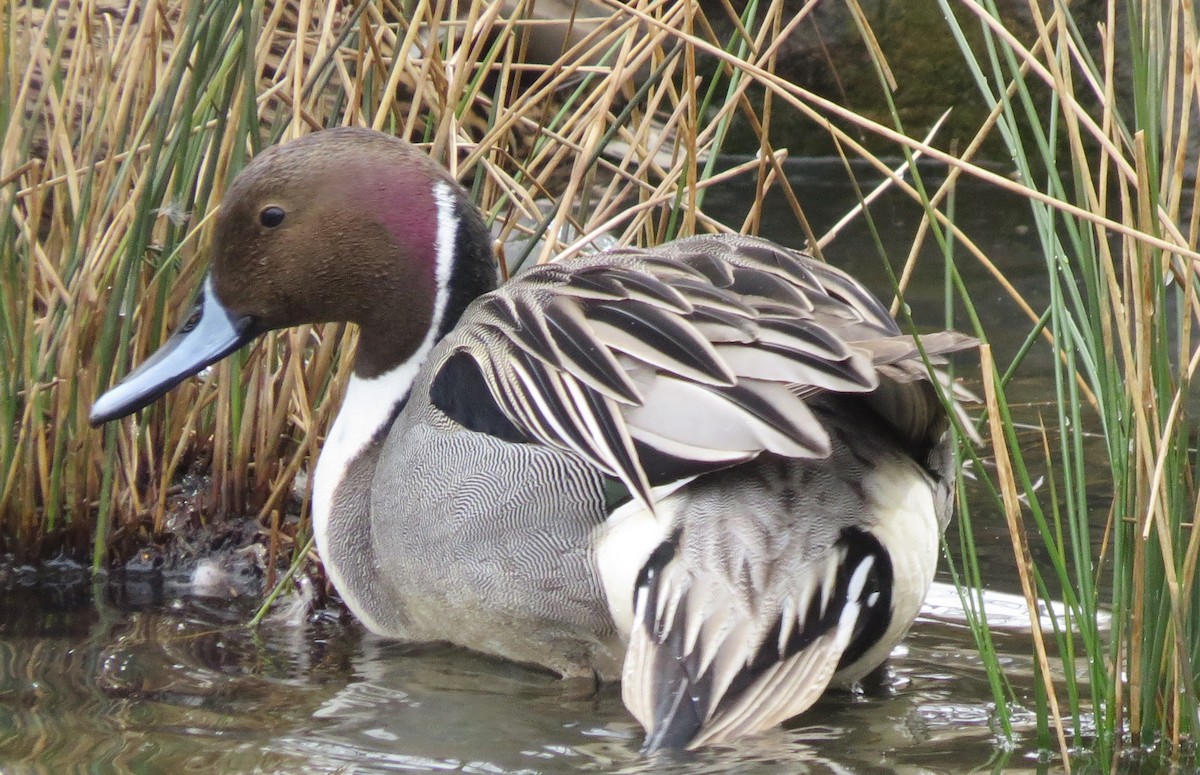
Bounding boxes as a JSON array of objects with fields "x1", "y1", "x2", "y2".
[{"x1": 310, "y1": 180, "x2": 460, "y2": 633}]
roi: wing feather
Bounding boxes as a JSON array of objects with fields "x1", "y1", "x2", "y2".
[
  {"x1": 587, "y1": 302, "x2": 735, "y2": 385},
  {"x1": 624, "y1": 376, "x2": 826, "y2": 458},
  {"x1": 542, "y1": 297, "x2": 642, "y2": 404},
  {"x1": 431, "y1": 233, "x2": 976, "y2": 513}
]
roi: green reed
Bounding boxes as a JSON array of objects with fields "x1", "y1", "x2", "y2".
[{"x1": 930, "y1": 0, "x2": 1199, "y2": 768}]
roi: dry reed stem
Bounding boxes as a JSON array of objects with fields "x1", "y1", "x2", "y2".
[
  {"x1": 981, "y1": 345, "x2": 1071, "y2": 770},
  {"x1": 623, "y1": 0, "x2": 1200, "y2": 263}
]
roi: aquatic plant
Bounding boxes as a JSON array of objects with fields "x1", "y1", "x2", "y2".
[{"x1": 870, "y1": 1, "x2": 1200, "y2": 770}]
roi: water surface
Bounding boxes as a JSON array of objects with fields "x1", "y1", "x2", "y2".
[{"x1": 0, "y1": 576, "x2": 1048, "y2": 774}]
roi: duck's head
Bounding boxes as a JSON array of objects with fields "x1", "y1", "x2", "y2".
[{"x1": 90, "y1": 128, "x2": 497, "y2": 425}]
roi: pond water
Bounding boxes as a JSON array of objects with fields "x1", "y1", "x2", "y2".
[
  {"x1": 0, "y1": 576, "x2": 1049, "y2": 775},
  {"x1": 1, "y1": 162, "x2": 1095, "y2": 773}
]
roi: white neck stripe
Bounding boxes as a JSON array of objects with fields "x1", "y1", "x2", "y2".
[
  {"x1": 310, "y1": 179, "x2": 460, "y2": 633},
  {"x1": 430, "y1": 180, "x2": 458, "y2": 336}
]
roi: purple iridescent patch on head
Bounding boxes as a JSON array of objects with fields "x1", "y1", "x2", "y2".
[{"x1": 357, "y1": 159, "x2": 447, "y2": 277}]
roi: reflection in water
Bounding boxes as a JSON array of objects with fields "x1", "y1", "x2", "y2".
[
  {"x1": 0, "y1": 573, "x2": 1055, "y2": 774},
  {"x1": 0, "y1": 576, "x2": 355, "y2": 773}
]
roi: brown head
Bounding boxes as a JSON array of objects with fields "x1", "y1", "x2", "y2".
[{"x1": 91, "y1": 128, "x2": 498, "y2": 424}]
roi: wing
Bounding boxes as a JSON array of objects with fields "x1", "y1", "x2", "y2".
[{"x1": 429, "y1": 233, "x2": 972, "y2": 509}]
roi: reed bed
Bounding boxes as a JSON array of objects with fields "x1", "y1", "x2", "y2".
[
  {"x1": 3, "y1": 0, "x2": 1199, "y2": 768},
  {"x1": 1, "y1": 0, "x2": 807, "y2": 560},
  {"x1": 898, "y1": 1, "x2": 1199, "y2": 770}
]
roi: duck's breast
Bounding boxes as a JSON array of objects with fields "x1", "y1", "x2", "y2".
[{"x1": 369, "y1": 352, "x2": 624, "y2": 678}]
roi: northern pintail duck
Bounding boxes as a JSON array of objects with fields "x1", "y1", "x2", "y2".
[{"x1": 91, "y1": 127, "x2": 972, "y2": 751}]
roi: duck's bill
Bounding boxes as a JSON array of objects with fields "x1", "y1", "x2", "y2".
[{"x1": 89, "y1": 277, "x2": 258, "y2": 426}]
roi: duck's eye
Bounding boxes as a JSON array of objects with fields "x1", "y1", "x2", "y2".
[
  {"x1": 259, "y1": 206, "x2": 286, "y2": 228},
  {"x1": 179, "y1": 307, "x2": 202, "y2": 333}
]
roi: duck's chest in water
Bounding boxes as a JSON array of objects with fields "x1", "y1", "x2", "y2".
[{"x1": 368, "y1": 416, "x2": 623, "y2": 676}]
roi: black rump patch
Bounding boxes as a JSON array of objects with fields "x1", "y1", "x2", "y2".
[{"x1": 835, "y1": 527, "x2": 893, "y2": 670}]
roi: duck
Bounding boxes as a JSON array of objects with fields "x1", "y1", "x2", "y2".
[{"x1": 90, "y1": 126, "x2": 973, "y2": 751}]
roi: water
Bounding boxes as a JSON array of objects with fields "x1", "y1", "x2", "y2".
[
  {"x1": 0, "y1": 577, "x2": 1052, "y2": 774},
  {"x1": 1, "y1": 163, "x2": 1089, "y2": 773}
]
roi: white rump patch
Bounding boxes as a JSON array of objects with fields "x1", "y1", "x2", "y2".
[
  {"x1": 833, "y1": 456, "x2": 939, "y2": 684},
  {"x1": 593, "y1": 479, "x2": 693, "y2": 637}
]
